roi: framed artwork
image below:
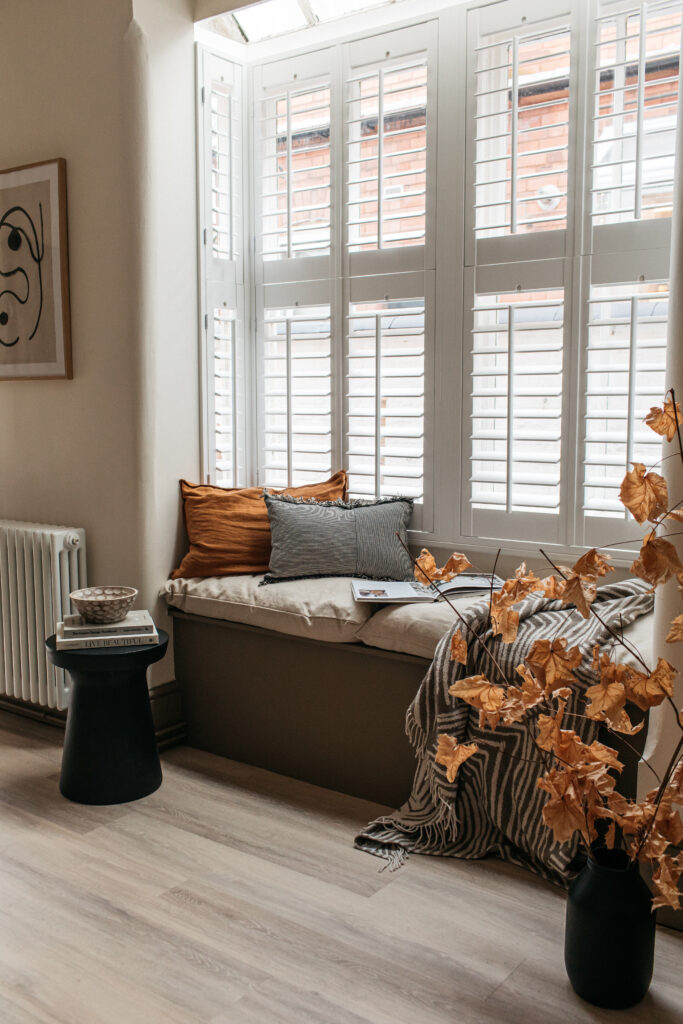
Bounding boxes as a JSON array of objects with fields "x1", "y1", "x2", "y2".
[{"x1": 0, "y1": 158, "x2": 72, "y2": 380}]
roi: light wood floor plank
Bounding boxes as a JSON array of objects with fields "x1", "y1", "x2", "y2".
[{"x1": 0, "y1": 710, "x2": 680, "y2": 1024}]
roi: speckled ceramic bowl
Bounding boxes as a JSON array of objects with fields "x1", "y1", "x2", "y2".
[{"x1": 69, "y1": 586, "x2": 138, "y2": 624}]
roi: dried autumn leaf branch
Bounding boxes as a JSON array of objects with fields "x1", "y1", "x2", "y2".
[{"x1": 423, "y1": 391, "x2": 683, "y2": 910}]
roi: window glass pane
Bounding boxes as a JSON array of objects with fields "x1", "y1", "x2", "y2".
[
  {"x1": 474, "y1": 26, "x2": 570, "y2": 238},
  {"x1": 471, "y1": 289, "x2": 564, "y2": 513},
  {"x1": 593, "y1": 0, "x2": 682, "y2": 224},
  {"x1": 584, "y1": 281, "x2": 667, "y2": 517},
  {"x1": 234, "y1": 0, "x2": 308, "y2": 42},
  {"x1": 347, "y1": 59, "x2": 427, "y2": 251},
  {"x1": 310, "y1": 0, "x2": 388, "y2": 21},
  {"x1": 347, "y1": 299, "x2": 425, "y2": 499}
]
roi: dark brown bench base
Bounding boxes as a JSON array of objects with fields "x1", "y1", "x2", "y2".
[
  {"x1": 169, "y1": 608, "x2": 647, "y2": 809},
  {"x1": 170, "y1": 608, "x2": 428, "y2": 807}
]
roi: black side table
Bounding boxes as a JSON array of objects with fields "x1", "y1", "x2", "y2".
[{"x1": 45, "y1": 630, "x2": 168, "y2": 805}]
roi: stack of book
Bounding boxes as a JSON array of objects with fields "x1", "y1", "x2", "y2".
[{"x1": 55, "y1": 610, "x2": 158, "y2": 650}]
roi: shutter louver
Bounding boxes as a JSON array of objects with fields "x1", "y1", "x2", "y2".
[
  {"x1": 201, "y1": 52, "x2": 245, "y2": 488},
  {"x1": 261, "y1": 305, "x2": 333, "y2": 487},
  {"x1": 473, "y1": 24, "x2": 570, "y2": 239},
  {"x1": 210, "y1": 82, "x2": 237, "y2": 262},
  {"x1": 346, "y1": 59, "x2": 427, "y2": 252},
  {"x1": 583, "y1": 282, "x2": 667, "y2": 519},
  {"x1": 346, "y1": 299, "x2": 425, "y2": 499},
  {"x1": 592, "y1": 0, "x2": 682, "y2": 225},
  {"x1": 259, "y1": 83, "x2": 332, "y2": 260},
  {"x1": 471, "y1": 290, "x2": 564, "y2": 514},
  {"x1": 212, "y1": 307, "x2": 238, "y2": 487}
]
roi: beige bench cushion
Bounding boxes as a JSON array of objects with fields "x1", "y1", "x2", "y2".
[
  {"x1": 357, "y1": 595, "x2": 655, "y2": 664},
  {"x1": 161, "y1": 574, "x2": 374, "y2": 644},
  {"x1": 356, "y1": 594, "x2": 487, "y2": 661}
]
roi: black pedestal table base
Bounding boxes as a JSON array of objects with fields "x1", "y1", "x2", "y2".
[{"x1": 45, "y1": 631, "x2": 168, "y2": 805}]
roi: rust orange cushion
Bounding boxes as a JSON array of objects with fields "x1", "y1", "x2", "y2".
[{"x1": 171, "y1": 471, "x2": 348, "y2": 579}]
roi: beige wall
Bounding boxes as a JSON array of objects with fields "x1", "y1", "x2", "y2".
[{"x1": 0, "y1": 0, "x2": 199, "y2": 683}]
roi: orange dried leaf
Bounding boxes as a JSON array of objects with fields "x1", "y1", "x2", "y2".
[
  {"x1": 415, "y1": 548, "x2": 472, "y2": 583},
  {"x1": 656, "y1": 802, "x2": 683, "y2": 847},
  {"x1": 526, "y1": 637, "x2": 582, "y2": 693},
  {"x1": 490, "y1": 597, "x2": 519, "y2": 643},
  {"x1": 515, "y1": 664, "x2": 546, "y2": 709},
  {"x1": 666, "y1": 614, "x2": 683, "y2": 643},
  {"x1": 584, "y1": 740, "x2": 622, "y2": 772},
  {"x1": 435, "y1": 736, "x2": 479, "y2": 783},
  {"x1": 449, "y1": 674, "x2": 503, "y2": 712},
  {"x1": 572, "y1": 548, "x2": 615, "y2": 578},
  {"x1": 651, "y1": 855, "x2": 682, "y2": 912},
  {"x1": 561, "y1": 573, "x2": 597, "y2": 618},
  {"x1": 414, "y1": 549, "x2": 437, "y2": 584},
  {"x1": 604, "y1": 706, "x2": 645, "y2": 735},
  {"x1": 497, "y1": 687, "x2": 528, "y2": 725},
  {"x1": 625, "y1": 657, "x2": 677, "y2": 711},
  {"x1": 668, "y1": 758, "x2": 683, "y2": 805},
  {"x1": 645, "y1": 397, "x2": 682, "y2": 442},
  {"x1": 619, "y1": 463, "x2": 669, "y2": 524},
  {"x1": 538, "y1": 770, "x2": 587, "y2": 843},
  {"x1": 536, "y1": 701, "x2": 584, "y2": 763},
  {"x1": 541, "y1": 575, "x2": 566, "y2": 600},
  {"x1": 438, "y1": 552, "x2": 473, "y2": 580},
  {"x1": 496, "y1": 566, "x2": 545, "y2": 606},
  {"x1": 666, "y1": 508, "x2": 683, "y2": 522},
  {"x1": 584, "y1": 676, "x2": 627, "y2": 720},
  {"x1": 450, "y1": 629, "x2": 467, "y2": 666},
  {"x1": 630, "y1": 533, "x2": 683, "y2": 589}
]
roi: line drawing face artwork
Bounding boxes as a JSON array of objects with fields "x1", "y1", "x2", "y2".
[
  {"x1": 0, "y1": 203, "x2": 45, "y2": 348},
  {"x1": 0, "y1": 159, "x2": 71, "y2": 380}
]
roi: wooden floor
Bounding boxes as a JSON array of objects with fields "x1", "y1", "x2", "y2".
[{"x1": 0, "y1": 712, "x2": 681, "y2": 1024}]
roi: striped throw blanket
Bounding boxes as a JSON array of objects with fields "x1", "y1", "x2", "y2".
[{"x1": 355, "y1": 579, "x2": 653, "y2": 884}]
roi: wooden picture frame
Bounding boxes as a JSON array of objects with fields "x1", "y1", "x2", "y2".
[{"x1": 0, "y1": 158, "x2": 72, "y2": 380}]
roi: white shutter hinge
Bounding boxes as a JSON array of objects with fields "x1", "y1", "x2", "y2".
[
  {"x1": 204, "y1": 312, "x2": 208, "y2": 330},
  {"x1": 201, "y1": 86, "x2": 206, "y2": 104},
  {"x1": 203, "y1": 228, "x2": 207, "y2": 245}
]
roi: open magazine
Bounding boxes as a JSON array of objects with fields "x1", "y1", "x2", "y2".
[{"x1": 351, "y1": 573, "x2": 504, "y2": 604}]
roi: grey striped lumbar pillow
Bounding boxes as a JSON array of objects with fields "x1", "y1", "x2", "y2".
[{"x1": 263, "y1": 494, "x2": 414, "y2": 582}]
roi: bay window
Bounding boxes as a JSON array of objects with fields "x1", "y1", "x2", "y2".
[{"x1": 197, "y1": 0, "x2": 681, "y2": 562}]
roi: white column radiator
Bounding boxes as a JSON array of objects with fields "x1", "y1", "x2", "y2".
[{"x1": 0, "y1": 521, "x2": 87, "y2": 710}]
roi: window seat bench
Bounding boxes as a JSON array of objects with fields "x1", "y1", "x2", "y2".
[{"x1": 161, "y1": 575, "x2": 653, "y2": 808}]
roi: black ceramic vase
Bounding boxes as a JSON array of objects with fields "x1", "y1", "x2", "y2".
[{"x1": 564, "y1": 848, "x2": 655, "y2": 1009}]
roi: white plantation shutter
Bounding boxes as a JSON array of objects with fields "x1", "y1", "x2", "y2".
[
  {"x1": 254, "y1": 50, "x2": 338, "y2": 491},
  {"x1": 472, "y1": 24, "x2": 571, "y2": 239},
  {"x1": 466, "y1": 0, "x2": 577, "y2": 268},
  {"x1": 254, "y1": 48, "x2": 335, "y2": 288},
  {"x1": 343, "y1": 22, "x2": 437, "y2": 278},
  {"x1": 464, "y1": 2, "x2": 575, "y2": 544},
  {"x1": 341, "y1": 25, "x2": 436, "y2": 530},
  {"x1": 346, "y1": 297, "x2": 426, "y2": 502},
  {"x1": 258, "y1": 82, "x2": 332, "y2": 260},
  {"x1": 199, "y1": 50, "x2": 246, "y2": 487},
  {"x1": 210, "y1": 306, "x2": 246, "y2": 488},
  {"x1": 258, "y1": 299, "x2": 334, "y2": 488},
  {"x1": 592, "y1": 0, "x2": 682, "y2": 228},
  {"x1": 470, "y1": 290, "x2": 564, "y2": 514},
  {"x1": 346, "y1": 57, "x2": 428, "y2": 252},
  {"x1": 463, "y1": 258, "x2": 569, "y2": 544},
  {"x1": 579, "y1": 246, "x2": 670, "y2": 545}
]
